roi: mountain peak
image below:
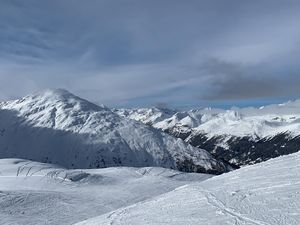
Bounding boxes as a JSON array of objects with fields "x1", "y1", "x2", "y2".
[
  {"x1": 41, "y1": 88, "x2": 74, "y2": 98},
  {"x1": 0, "y1": 90, "x2": 230, "y2": 174},
  {"x1": 16, "y1": 88, "x2": 106, "y2": 113},
  {"x1": 30, "y1": 88, "x2": 84, "y2": 102},
  {"x1": 0, "y1": 89, "x2": 112, "y2": 131}
]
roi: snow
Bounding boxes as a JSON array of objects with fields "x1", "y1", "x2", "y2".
[
  {"x1": 0, "y1": 158, "x2": 212, "y2": 225},
  {"x1": 0, "y1": 89, "x2": 229, "y2": 174},
  {"x1": 114, "y1": 107, "x2": 176, "y2": 125},
  {"x1": 117, "y1": 100, "x2": 300, "y2": 140},
  {"x1": 2, "y1": 153, "x2": 299, "y2": 225},
  {"x1": 0, "y1": 90, "x2": 299, "y2": 224},
  {"x1": 75, "y1": 152, "x2": 300, "y2": 225}
]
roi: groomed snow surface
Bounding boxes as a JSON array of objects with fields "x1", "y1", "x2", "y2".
[
  {"x1": 1, "y1": 152, "x2": 300, "y2": 225},
  {"x1": 0, "y1": 159, "x2": 212, "y2": 225},
  {"x1": 76, "y1": 152, "x2": 300, "y2": 225}
]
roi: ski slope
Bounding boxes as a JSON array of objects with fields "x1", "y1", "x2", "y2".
[
  {"x1": 76, "y1": 152, "x2": 300, "y2": 225},
  {"x1": 0, "y1": 158, "x2": 212, "y2": 225}
]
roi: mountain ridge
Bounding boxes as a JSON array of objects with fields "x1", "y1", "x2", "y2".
[
  {"x1": 115, "y1": 100, "x2": 300, "y2": 166},
  {"x1": 0, "y1": 89, "x2": 230, "y2": 174}
]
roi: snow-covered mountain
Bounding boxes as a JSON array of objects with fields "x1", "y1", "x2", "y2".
[
  {"x1": 114, "y1": 107, "x2": 177, "y2": 126},
  {"x1": 115, "y1": 101, "x2": 300, "y2": 166},
  {"x1": 76, "y1": 151, "x2": 300, "y2": 225},
  {"x1": 0, "y1": 89, "x2": 229, "y2": 174}
]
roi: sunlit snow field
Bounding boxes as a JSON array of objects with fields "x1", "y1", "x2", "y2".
[
  {"x1": 1, "y1": 152, "x2": 300, "y2": 225},
  {"x1": 0, "y1": 158, "x2": 211, "y2": 225}
]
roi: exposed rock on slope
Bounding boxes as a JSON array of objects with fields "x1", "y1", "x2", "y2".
[{"x1": 115, "y1": 102, "x2": 300, "y2": 167}]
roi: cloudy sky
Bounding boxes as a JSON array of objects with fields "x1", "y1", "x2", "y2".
[{"x1": 0, "y1": 0, "x2": 300, "y2": 109}]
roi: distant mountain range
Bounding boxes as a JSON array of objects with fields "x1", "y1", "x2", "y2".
[
  {"x1": 115, "y1": 101, "x2": 300, "y2": 167},
  {"x1": 0, "y1": 89, "x2": 229, "y2": 174}
]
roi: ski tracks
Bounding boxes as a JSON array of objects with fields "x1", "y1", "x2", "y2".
[
  {"x1": 103, "y1": 186, "x2": 268, "y2": 225},
  {"x1": 14, "y1": 161, "x2": 68, "y2": 182},
  {"x1": 202, "y1": 189, "x2": 268, "y2": 225}
]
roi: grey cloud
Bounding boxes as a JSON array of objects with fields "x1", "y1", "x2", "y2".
[
  {"x1": 199, "y1": 59, "x2": 300, "y2": 101},
  {"x1": 1, "y1": 0, "x2": 300, "y2": 108}
]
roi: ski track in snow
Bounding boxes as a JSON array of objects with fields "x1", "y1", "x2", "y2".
[
  {"x1": 75, "y1": 152, "x2": 300, "y2": 225},
  {"x1": 78, "y1": 188, "x2": 268, "y2": 225},
  {"x1": 0, "y1": 158, "x2": 212, "y2": 225},
  {"x1": 203, "y1": 190, "x2": 266, "y2": 225},
  {"x1": 1, "y1": 154, "x2": 300, "y2": 225}
]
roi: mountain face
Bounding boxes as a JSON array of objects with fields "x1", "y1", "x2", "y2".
[
  {"x1": 115, "y1": 102, "x2": 300, "y2": 167},
  {"x1": 0, "y1": 89, "x2": 230, "y2": 174}
]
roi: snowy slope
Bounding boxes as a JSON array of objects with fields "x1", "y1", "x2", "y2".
[
  {"x1": 0, "y1": 89, "x2": 229, "y2": 174},
  {"x1": 114, "y1": 107, "x2": 177, "y2": 126},
  {"x1": 115, "y1": 101, "x2": 300, "y2": 140},
  {"x1": 0, "y1": 158, "x2": 212, "y2": 225},
  {"x1": 115, "y1": 102, "x2": 300, "y2": 166},
  {"x1": 76, "y1": 151, "x2": 300, "y2": 225}
]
